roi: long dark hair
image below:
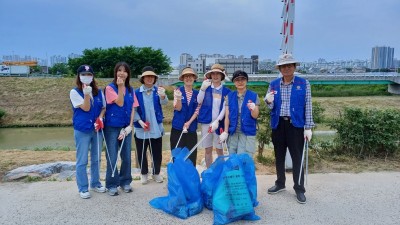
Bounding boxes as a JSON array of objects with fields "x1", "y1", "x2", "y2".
[
  {"x1": 75, "y1": 72, "x2": 99, "y2": 96},
  {"x1": 113, "y1": 62, "x2": 132, "y2": 93}
]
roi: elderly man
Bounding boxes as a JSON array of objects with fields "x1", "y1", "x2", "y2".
[{"x1": 264, "y1": 54, "x2": 314, "y2": 204}]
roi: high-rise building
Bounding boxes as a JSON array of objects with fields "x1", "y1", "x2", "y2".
[{"x1": 371, "y1": 46, "x2": 395, "y2": 69}]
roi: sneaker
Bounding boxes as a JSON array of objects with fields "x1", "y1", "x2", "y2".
[
  {"x1": 152, "y1": 174, "x2": 164, "y2": 183},
  {"x1": 141, "y1": 174, "x2": 148, "y2": 185},
  {"x1": 296, "y1": 191, "x2": 306, "y2": 204},
  {"x1": 79, "y1": 191, "x2": 91, "y2": 199},
  {"x1": 122, "y1": 185, "x2": 132, "y2": 193},
  {"x1": 90, "y1": 185, "x2": 106, "y2": 193},
  {"x1": 107, "y1": 187, "x2": 119, "y2": 196},
  {"x1": 267, "y1": 185, "x2": 286, "y2": 194}
]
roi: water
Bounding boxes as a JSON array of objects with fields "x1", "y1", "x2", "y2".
[
  {"x1": 0, "y1": 126, "x2": 335, "y2": 150},
  {"x1": 0, "y1": 125, "x2": 178, "y2": 151}
]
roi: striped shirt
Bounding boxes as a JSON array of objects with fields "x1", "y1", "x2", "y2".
[
  {"x1": 174, "y1": 88, "x2": 200, "y2": 114},
  {"x1": 266, "y1": 76, "x2": 315, "y2": 129}
]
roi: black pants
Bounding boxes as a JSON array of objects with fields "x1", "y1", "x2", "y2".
[
  {"x1": 134, "y1": 134, "x2": 162, "y2": 175},
  {"x1": 170, "y1": 127, "x2": 198, "y2": 166},
  {"x1": 271, "y1": 117, "x2": 305, "y2": 193}
]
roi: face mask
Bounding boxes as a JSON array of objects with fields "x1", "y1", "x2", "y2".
[{"x1": 80, "y1": 75, "x2": 93, "y2": 85}]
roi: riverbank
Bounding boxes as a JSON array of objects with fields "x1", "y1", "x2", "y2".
[{"x1": 1, "y1": 77, "x2": 400, "y2": 127}]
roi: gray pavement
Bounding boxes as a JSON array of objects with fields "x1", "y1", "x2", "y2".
[{"x1": 0, "y1": 172, "x2": 399, "y2": 225}]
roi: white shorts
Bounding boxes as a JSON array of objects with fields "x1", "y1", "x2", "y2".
[{"x1": 201, "y1": 124, "x2": 222, "y2": 149}]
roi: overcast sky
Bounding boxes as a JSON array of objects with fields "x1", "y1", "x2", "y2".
[{"x1": 1, "y1": 0, "x2": 399, "y2": 66}]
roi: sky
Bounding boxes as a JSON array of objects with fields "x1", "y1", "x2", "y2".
[{"x1": 1, "y1": 0, "x2": 399, "y2": 66}]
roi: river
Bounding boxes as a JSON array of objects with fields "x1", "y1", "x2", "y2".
[{"x1": 0, "y1": 126, "x2": 335, "y2": 150}]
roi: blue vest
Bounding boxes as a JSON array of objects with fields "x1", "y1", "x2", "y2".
[
  {"x1": 270, "y1": 76, "x2": 307, "y2": 129},
  {"x1": 171, "y1": 87, "x2": 199, "y2": 132},
  {"x1": 72, "y1": 88, "x2": 103, "y2": 132},
  {"x1": 104, "y1": 83, "x2": 133, "y2": 127},
  {"x1": 198, "y1": 86, "x2": 230, "y2": 135},
  {"x1": 133, "y1": 86, "x2": 164, "y2": 128},
  {"x1": 227, "y1": 90, "x2": 257, "y2": 136}
]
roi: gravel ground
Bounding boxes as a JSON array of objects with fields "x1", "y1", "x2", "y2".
[{"x1": 0, "y1": 172, "x2": 399, "y2": 225}]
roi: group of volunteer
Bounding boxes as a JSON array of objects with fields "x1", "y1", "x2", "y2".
[{"x1": 69, "y1": 53, "x2": 314, "y2": 205}]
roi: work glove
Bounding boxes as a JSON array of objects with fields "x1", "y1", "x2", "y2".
[
  {"x1": 209, "y1": 120, "x2": 219, "y2": 133},
  {"x1": 183, "y1": 122, "x2": 190, "y2": 133},
  {"x1": 139, "y1": 120, "x2": 150, "y2": 131},
  {"x1": 304, "y1": 129, "x2": 312, "y2": 141},
  {"x1": 219, "y1": 131, "x2": 229, "y2": 143},
  {"x1": 200, "y1": 79, "x2": 212, "y2": 91},
  {"x1": 94, "y1": 117, "x2": 104, "y2": 132},
  {"x1": 124, "y1": 125, "x2": 132, "y2": 136},
  {"x1": 247, "y1": 100, "x2": 256, "y2": 111},
  {"x1": 83, "y1": 85, "x2": 92, "y2": 95},
  {"x1": 118, "y1": 128, "x2": 126, "y2": 140},
  {"x1": 265, "y1": 91, "x2": 274, "y2": 103},
  {"x1": 157, "y1": 86, "x2": 166, "y2": 97},
  {"x1": 174, "y1": 89, "x2": 182, "y2": 100}
]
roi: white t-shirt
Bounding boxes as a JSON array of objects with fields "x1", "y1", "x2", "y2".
[{"x1": 69, "y1": 89, "x2": 106, "y2": 108}]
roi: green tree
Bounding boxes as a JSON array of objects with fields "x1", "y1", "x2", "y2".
[
  {"x1": 49, "y1": 63, "x2": 69, "y2": 75},
  {"x1": 68, "y1": 46, "x2": 172, "y2": 78}
]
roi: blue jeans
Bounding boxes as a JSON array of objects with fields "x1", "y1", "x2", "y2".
[
  {"x1": 74, "y1": 129, "x2": 102, "y2": 192},
  {"x1": 104, "y1": 126, "x2": 132, "y2": 189}
]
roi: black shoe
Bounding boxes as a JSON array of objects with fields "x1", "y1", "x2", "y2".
[
  {"x1": 267, "y1": 185, "x2": 286, "y2": 194},
  {"x1": 296, "y1": 191, "x2": 306, "y2": 204}
]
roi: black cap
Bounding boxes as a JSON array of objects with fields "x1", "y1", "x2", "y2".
[{"x1": 232, "y1": 70, "x2": 248, "y2": 82}]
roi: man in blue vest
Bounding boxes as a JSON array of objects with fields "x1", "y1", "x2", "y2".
[{"x1": 264, "y1": 54, "x2": 314, "y2": 204}]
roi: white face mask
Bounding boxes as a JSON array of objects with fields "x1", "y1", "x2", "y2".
[{"x1": 80, "y1": 75, "x2": 93, "y2": 85}]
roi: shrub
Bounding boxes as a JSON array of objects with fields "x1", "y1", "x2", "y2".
[
  {"x1": 256, "y1": 100, "x2": 272, "y2": 156},
  {"x1": 312, "y1": 101, "x2": 325, "y2": 123},
  {"x1": 329, "y1": 107, "x2": 400, "y2": 158},
  {"x1": 0, "y1": 108, "x2": 5, "y2": 120}
]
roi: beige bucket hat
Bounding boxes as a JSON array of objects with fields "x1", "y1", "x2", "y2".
[
  {"x1": 204, "y1": 63, "x2": 226, "y2": 80},
  {"x1": 139, "y1": 66, "x2": 159, "y2": 84},
  {"x1": 179, "y1": 67, "x2": 198, "y2": 81}
]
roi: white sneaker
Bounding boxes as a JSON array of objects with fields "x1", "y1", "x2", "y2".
[
  {"x1": 79, "y1": 191, "x2": 91, "y2": 199},
  {"x1": 90, "y1": 185, "x2": 106, "y2": 193},
  {"x1": 152, "y1": 174, "x2": 164, "y2": 183},
  {"x1": 141, "y1": 174, "x2": 148, "y2": 185}
]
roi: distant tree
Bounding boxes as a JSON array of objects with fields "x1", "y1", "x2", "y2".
[
  {"x1": 30, "y1": 65, "x2": 42, "y2": 73},
  {"x1": 49, "y1": 63, "x2": 69, "y2": 75},
  {"x1": 68, "y1": 46, "x2": 172, "y2": 78}
]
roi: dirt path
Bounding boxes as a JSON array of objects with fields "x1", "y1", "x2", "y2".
[{"x1": 0, "y1": 172, "x2": 399, "y2": 225}]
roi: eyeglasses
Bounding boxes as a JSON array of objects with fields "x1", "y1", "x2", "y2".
[{"x1": 234, "y1": 77, "x2": 247, "y2": 82}]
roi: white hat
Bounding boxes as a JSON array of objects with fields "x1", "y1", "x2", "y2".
[{"x1": 275, "y1": 54, "x2": 300, "y2": 69}]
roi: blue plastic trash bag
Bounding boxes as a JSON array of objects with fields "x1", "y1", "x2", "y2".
[
  {"x1": 201, "y1": 153, "x2": 260, "y2": 225},
  {"x1": 149, "y1": 147, "x2": 203, "y2": 219}
]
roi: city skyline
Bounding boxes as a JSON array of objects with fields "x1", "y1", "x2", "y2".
[{"x1": 1, "y1": 0, "x2": 399, "y2": 66}]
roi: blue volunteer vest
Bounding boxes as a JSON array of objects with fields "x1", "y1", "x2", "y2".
[
  {"x1": 104, "y1": 83, "x2": 133, "y2": 127},
  {"x1": 171, "y1": 86, "x2": 199, "y2": 132},
  {"x1": 198, "y1": 85, "x2": 230, "y2": 135},
  {"x1": 72, "y1": 87, "x2": 104, "y2": 132},
  {"x1": 227, "y1": 90, "x2": 257, "y2": 136},
  {"x1": 269, "y1": 76, "x2": 307, "y2": 129},
  {"x1": 133, "y1": 86, "x2": 164, "y2": 128}
]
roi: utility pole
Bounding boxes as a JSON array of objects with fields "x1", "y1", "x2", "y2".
[{"x1": 280, "y1": 0, "x2": 295, "y2": 170}]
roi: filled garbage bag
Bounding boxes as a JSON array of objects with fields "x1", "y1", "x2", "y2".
[
  {"x1": 149, "y1": 147, "x2": 203, "y2": 219},
  {"x1": 201, "y1": 153, "x2": 260, "y2": 225}
]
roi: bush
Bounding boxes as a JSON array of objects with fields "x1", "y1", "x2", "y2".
[
  {"x1": 329, "y1": 107, "x2": 400, "y2": 158},
  {"x1": 256, "y1": 100, "x2": 272, "y2": 156},
  {"x1": 0, "y1": 108, "x2": 5, "y2": 120},
  {"x1": 312, "y1": 101, "x2": 325, "y2": 123}
]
